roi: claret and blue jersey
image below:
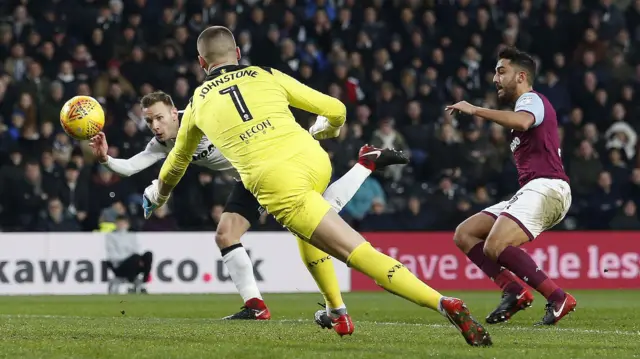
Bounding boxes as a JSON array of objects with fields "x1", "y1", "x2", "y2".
[{"x1": 510, "y1": 91, "x2": 569, "y2": 187}]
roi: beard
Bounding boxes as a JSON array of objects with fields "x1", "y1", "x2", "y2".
[{"x1": 497, "y1": 85, "x2": 518, "y2": 107}]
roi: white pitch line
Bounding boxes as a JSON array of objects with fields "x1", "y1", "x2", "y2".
[
  {"x1": 279, "y1": 319, "x2": 640, "y2": 337},
  {"x1": 1, "y1": 314, "x2": 638, "y2": 337}
]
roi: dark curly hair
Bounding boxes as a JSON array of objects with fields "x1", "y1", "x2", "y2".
[{"x1": 498, "y1": 47, "x2": 536, "y2": 85}]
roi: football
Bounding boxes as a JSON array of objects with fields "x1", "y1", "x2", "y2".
[{"x1": 59, "y1": 96, "x2": 105, "y2": 140}]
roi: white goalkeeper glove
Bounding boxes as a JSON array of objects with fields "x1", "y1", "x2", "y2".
[
  {"x1": 142, "y1": 180, "x2": 170, "y2": 219},
  {"x1": 309, "y1": 115, "x2": 342, "y2": 140}
]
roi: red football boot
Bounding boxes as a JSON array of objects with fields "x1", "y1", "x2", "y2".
[
  {"x1": 222, "y1": 298, "x2": 271, "y2": 320},
  {"x1": 441, "y1": 297, "x2": 493, "y2": 347},
  {"x1": 314, "y1": 305, "x2": 355, "y2": 337},
  {"x1": 358, "y1": 144, "x2": 409, "y2": 171},
  {"x1": 536, "y1": 292, "x2": 577, "y2": 326},
  {"x1": 486, "y1": 288, "x2": 535, "y2": 324}
]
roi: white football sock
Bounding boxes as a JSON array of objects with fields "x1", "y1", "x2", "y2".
[
  {"x1": 223, "y1": 247, "x2": 263, "y2": 302},
  {"x1": 323, "y1": 163, "x2": 372, "y2": 212}
]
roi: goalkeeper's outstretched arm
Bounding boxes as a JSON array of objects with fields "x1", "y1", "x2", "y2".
[
  {"x1": 272, "y1": 68, "x2": 347, "y2": 128},
  {"x1": 157, "y1": 101, "x2": 204, "y2": 196}
]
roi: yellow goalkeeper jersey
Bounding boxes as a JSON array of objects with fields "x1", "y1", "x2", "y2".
[{"x1": 159, "y1": 65, "x2": 346, "y2": 188}]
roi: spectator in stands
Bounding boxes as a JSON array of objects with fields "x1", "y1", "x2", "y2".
[
  {"x1": 605, "y1": 106, "x2": 637, "y2": 159},
  {"x1": 397, "y1": 195, "x2": 433, "y2": 230},
  {"x1": 36, "y1": 197, "x2": 81, "y2": 232},
  {"x1": 52, "y1": 129, "x2": 74, "y2": 163},
  {"x1": 113, "y1": 119, "x2": 146, "y2": 159},
  {"x1": 582, "y1": 122, "x2": 606, "y2": 154},
  {"x1": 184, "y1": 170, "x2": 217, "y2": 228},
  {"x1": 485, "y1": 123, "x2": 510, "y2": 182},
  {"x1": 460, "y1": 123, "x2": 491, "y2": 187},
  {"x1": 429, "y1": 176, "x2": 460, "y2": 230},
  {"x1": 360, "y1": 197, "x2": 396, "y2": 231},
  {"x1": 0, "y1": 144, "x2": 22, "y2": 184},
  {"x1": 172, "y1": 77, "x2": 191, "y2": 110},
  {"x1": 38, "y1": 121, "x2": 55, "y2": 152},
  {"x1": 142, "y1": 204, "x2": 179, "y2": 231},
  {"x1": 40, "y1": 148, "x2": 63, "y2": 183},
  {"x1": 451, "y1": 197, "x2": 475, "y2": 228},
  {"x1": 69, "y1": 147, "x2": 91, "y2": 183},
  {"x1": 343, "y1": 177, "x2": 385, "y2": 223},
  {"x1": 537, "y1": 69, "x2": 571, "y2": 118},
  {"x1": 627, "y1": 168, "x2": 640, "y2": 207},
  {"x1": 20, "y1": 61, "x2": 50, "y2": 104},
  {"x1": 606, "y1": 148, "x2": 631, "y2": 187},
  {"x1": 400, "y1": 101, "x2": 430, "y2": 166},
  {"x1": 4, "y1": 43, "x2": 27, "y2": 81},
  {"x1": 610, "y1": 51, "x2": 634, "y2": 84},
  {"x1": 13, "y1": 160, "x2": 58, "y2": 229},
  {"x1": 59, "y1": 162, "x2": 89, "y2": 229},
  {"x1": 99, "y1": 201, "x2": 128, "y2": 232},
  {"x1": 587, "y1": 171, "x2": 623, "y2": 229},
  {"x1": 471, "y1": 185, "x2": 493, "y2": 213},
  {"x1": 570, "y1": 140, "x2": 604, "y2": 199},
  {"x1": 120, "y1": 46, "x2": 151, "y2": 93},
  {"x1": 574, "y1": 28, "x2": 608, "y2": 64},
  {"x1": 611, "y1": 200, "x2": 640, "y2": 229},
  {"x1": 56, "y1": 61, "x2": 78, "y2": 99},
  {"x1": 93, "y1": 60, "x2": 135, "y2": 101},
  {"x1": 425, "y1": 123, "x2": 462, "y2": 181}
]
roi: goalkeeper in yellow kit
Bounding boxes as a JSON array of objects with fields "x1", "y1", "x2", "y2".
[{"x1": 144, "y1": 26, "x2": 491, "y2": 346}]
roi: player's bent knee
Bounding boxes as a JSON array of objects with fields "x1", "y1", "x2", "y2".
[
  {"x1": 482, "y1": 240, "x2": 504, "y2": 262},
  {"x1": 453, "y1": 214, "x2": 492, "y2": 253},
  {"x1": 215, "y1": 230, "x2": 240, "y2": 249},
  {"x1": 215, "y1": 222, "x2": 240, "y2": 249},
  {"x1": 485, "y1": 215, "x2": 533, "y2": 258},
  {"x1": 453, "y1": 225, "x2": 472, "y2": 250},
  {"x1": 483, "y1": 228, "x2": 514, "y2": 262},
  {"x1": 215, "y1": 212, "x2": 250, "y2": 249}
]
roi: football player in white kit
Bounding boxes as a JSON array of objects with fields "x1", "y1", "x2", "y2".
[{"x1": 90, "y1": 91, "x2": 408, "y2": 328}]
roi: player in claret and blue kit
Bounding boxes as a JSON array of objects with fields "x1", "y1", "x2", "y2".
[{"x1": 446, "y1": 47, "x2": 577, "y2": 326}]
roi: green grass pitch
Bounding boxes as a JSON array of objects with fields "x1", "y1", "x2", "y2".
[{"x1": 0, "y1": 291, "x2": 638, "y2": 358}]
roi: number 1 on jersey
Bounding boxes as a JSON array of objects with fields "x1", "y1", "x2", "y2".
[{"x1": 219, "y1": 85, "x2": 253, "y2": 122}]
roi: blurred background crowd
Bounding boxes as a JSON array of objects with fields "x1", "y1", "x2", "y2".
[{"x1": 1, "y1": 0, "x2": 640, "y2": 233}]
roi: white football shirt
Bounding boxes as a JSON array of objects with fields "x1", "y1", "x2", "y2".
[{"x1": 102, "y1": 111, "x2": 236, "y2": 177}]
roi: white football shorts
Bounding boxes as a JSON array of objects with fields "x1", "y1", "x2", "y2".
[{"x1": 482, "y1": 178, "x2": 572, "y2": 240}]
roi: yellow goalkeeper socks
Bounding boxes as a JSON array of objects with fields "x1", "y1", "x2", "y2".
[
  {"x1": 347, "y1": 242, "x2": 442, "y2": 311},
  {"x1": 297, "y1": 238, "x2": 345, "y2": 310}
]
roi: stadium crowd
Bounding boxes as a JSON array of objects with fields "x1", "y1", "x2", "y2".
[{"x1": 1, "y1": 0, "x2": 640, "y2": 232}]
